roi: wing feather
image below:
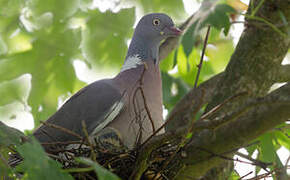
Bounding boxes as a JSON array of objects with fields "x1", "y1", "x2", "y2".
[{"x1": 33, "y1": 79, "x2": 124, "y2": 144}]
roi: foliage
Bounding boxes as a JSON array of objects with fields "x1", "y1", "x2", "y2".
[
  {"x1": 0, "y1": 0, "x2": 289, "y2": 179},
  {"x1": 76, "y1": 158, "x2": 121, "y2": 180},
  {"x1": 15, "y1": 138, "x2": 73, "y2": 180}
]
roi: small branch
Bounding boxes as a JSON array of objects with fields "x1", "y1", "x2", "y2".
[
  {"x1": 238, "y1": 171, "x2": 253, "y2": 180},
  {"x1": 236, "y1": 152, "x2": 272, "y2": 171},
  {"x1": 62, "y1": 167, "x2": 94, "y2": 173},
  {"x1": 194, "y1": 26, "x2": 211, "y2": 89},
  {"x1": 138, "y1": 65, "x2": 155, "y2": 134},
  {"x1": 197, "y1": 147, "x2": 263, "y2": 167},
  {"x1": 152, "y1": 91, "x2": 205, "y2": 179},
  {"x1": 165, "y1": 73, "x2": 224, "y2": 131},
  {"x1": 244, "y1": 14, "x2": 287, "y2": 38},
  {"x1": 136, "y1": 64, "x2": 156, "y2": 134},
  {"x1": 130, "y1": 91, "x2": 205, "y2": 179},
  {"x1": 273, "y1": 64, "x2": 290, "y2": 82},
  {"x1": 41, "y1": 121, "x2": 83, "y2": 140},
  {"x1": 81, "y1": 120, "x2": 97, "y2": 161},
  {"x1": 41, "y1": 140, "x2": 84, "y2": 146},
  {"x1": 201, "y1": 91, "x2": 248, "y2": 120},
  {"x1": 250, "y1": 0, "x2": 265, "y2": 16},
  {"x1": 129, "y1": 127, "x2": 185, "y2": 180}
]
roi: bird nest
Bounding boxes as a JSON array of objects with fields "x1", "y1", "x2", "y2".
[{"x1": 44, "y1": 140, "x2": 179, "y2": 179}]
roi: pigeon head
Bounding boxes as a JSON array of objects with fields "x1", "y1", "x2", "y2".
[
  {"x1": 135, "y1": 13, "x2": 182, "y2": 41},
  {"x1": 124, "y1": 13, "x2": 181, "y2": 68}
]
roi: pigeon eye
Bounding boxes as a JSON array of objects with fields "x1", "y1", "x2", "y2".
[{"x1": 152, "y1": 18, "x2": 160, "y2": 26}]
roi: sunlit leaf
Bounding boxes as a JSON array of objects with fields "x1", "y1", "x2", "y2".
[
  {"x1": 226, "y1": 0, "x2": 248, "y2": 12},
  {"x1": 177, "y1": 45, "x2": 188, "y2": 77},
  {"x1": 275, "y1": 129, "x2": 290, "y2": 150},
  {"x1": 206, "y1": 38, "x2": 234, "y2": 73},
  {"x1": 27, "y1": 0, "x2": 79, "y2": 21},
  {"x1": 0, "y1": 0, "x2": 23, "y2": 17},
  {"x1": 136, "y1": 0, "x2": 185, "y2": 20},
  {"x1": 0, "y1": 52, "x2": 34, "y2": 82},
  {"x1": 0, "y1": 75, "x2": 30, "y2": 106},
  {"x1": 7, "y1": 31, "x2": 33, "y2": 54}
]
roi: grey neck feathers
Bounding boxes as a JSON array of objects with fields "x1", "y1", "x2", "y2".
[{"x1": 125, "y1": 35, "x2": 160, "y2": 64}]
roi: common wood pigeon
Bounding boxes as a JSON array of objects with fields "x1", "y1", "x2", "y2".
[{"x1": 33, "y1": 13, "x2": 182, "y2": 152}]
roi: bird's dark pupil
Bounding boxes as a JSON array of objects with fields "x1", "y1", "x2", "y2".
[{"x1": 155, "y1": 20, "x2": 159, "y2": 25}]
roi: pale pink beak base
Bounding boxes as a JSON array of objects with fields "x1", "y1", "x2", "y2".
[{"x1": 169, "y1": 26, "x2": 183, "y2": 36}]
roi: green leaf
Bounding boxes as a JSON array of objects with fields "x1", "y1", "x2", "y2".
[
  {"x1": 77, "y1": 157, "x2": 120, "y2": 180},
  {"x1": 160, "y1": 50, "x2": 175, "y2": 72},
  {"x1": 259, "y1": 133, "x2": 276, "y2": 163},
  {"x1": 275, "y1": 131, "x2": 290, "y2": 150},
  {"x1": 162, "y1": 72, "x2": 189, "y2": 111},
  {"x1": 0, "y1": 122, "x2": 24, "y2": 177},
  {"x1": 230, "y1": 170, "x2": 240, "y2": 179},
  {"x1": 0, "y1": 52, "x2": 34, "y2": 82},
  {"x1": 186, "y1": 132, "x2": 193, "y2": 139},
  {"x1": 82, "y1": 8, "x2": 135, "y2": 70},
  {"x1": 181, "y1": 22, "x2": 198, "y2": 58},
  {"x1": 0, "y1": 155, "x2": 13, "y2": 179},
  {"x1": 0, "y1": 0, "x2": 23, "y2": 17},
  {"x1": 137, "y1": 0, "x2": 185, "y2": 19},
  {"x1": 245, "y1": 141, "x2": 259, "y2": 156},
  {"x1": 27, "y1": 0, "x2": 80, "y2": 21},
  {"x1": 190, "y1": 2, "x2": 236, "y2": 38},
  {"x1": 0, "y1": 121, "x2": 24, "y2": 147},
  {"x1": 0, "y1": 75, "x2": 30, "y2": 106},
  {"x1": 175, "y1": 45, "x2": 215, "y2": 86},
  {"x1": 16, "y1": 138, "x2": 73, "y2": 180},
  {"x1": 206, "y1": 38, "x2": 234, "y2": 73},
  {"x1": 50, "y1": 57, "x2": 76, "y2": 93},
  {"x1": 202, "y1": 4, "x2": 236, "y2": 35},
  {"x1": 177, "y1": 45, "x2": 189, "y2": 77}
]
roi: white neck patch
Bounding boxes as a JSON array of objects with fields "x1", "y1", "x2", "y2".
[{"x1": 121, "y1": 54, "x2": 143, "y2": 72}]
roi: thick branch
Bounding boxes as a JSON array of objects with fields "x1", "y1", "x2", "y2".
[
  {"x1": 170, "y1": 82, "x2": 290, "y2": 178},
  {"x1": 273, "y1": 64, "x2": 290, "y2": 82},
  {"x1": 205, "y1": 0, "x2": 290, "y2": 112},
  {"x1": 165, "y1": 73, "x2": 224, "y2": 131}
]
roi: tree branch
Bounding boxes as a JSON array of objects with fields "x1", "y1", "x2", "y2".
[
  {"x1": 170, "y1": 82, "x2": 290, "y2": 178},
  {"x1": 165, "y1": 73, "x2": 224, "y2": 131},
  {"x1": 205, "y1": 0, "x2": 290, "y2": 112},
  {"x1": 273, "y1": 64, "x2": 290, "y2": 83}
]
